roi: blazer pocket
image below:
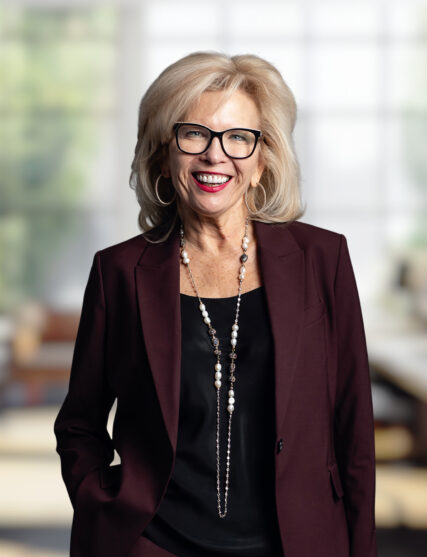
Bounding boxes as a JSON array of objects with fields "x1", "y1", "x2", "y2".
[
  {"x1": 328, "y1": 462, "x2": 344, "y2": 500},
  {"x1": 303, "y1": 300, "x2": 325, "y2": 328},
  {"x1": 99, "y1": 463, "x2": 122, "y2": 490}
]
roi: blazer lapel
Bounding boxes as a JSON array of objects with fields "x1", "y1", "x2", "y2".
[
  {"x1": 135, "y1": 219, "x2": 304, "y2": 454},
  {"x1": 254, "y1": 221, "x2": 305, "y2": 436},
  {"x1": 135, "y1": 220, "x2": 182, "y2": 452}
]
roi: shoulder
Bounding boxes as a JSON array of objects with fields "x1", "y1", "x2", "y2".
[
  {"x1": 270, "y1": 219, "x2": 345, "y2": 275},
  {"x1": 93, "y1": 219, "x2": 175, "y2": 270},
  {"x1": 285, "y1": 220, "x2": 343, "y2": 251},
  {"x1": 259, "y1": 219, "x2": 344, "y2": 257},
  {"x1": 92, "y1": 233, "x2": 150, "y2": 274},
  {"x1": 97, "y1": 232, "x2": 147, "y2": 258}
]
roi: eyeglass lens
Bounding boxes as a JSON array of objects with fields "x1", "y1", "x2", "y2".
[{"x1": 176, "y1": 124, "x2": 256, "y2": 158}]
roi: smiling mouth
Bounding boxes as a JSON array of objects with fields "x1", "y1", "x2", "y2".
[{"x1": 192, "y1": 172, "x2": 232, "y2": 186}]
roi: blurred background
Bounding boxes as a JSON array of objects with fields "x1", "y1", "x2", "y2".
[{"x1": 0, "y1": 0, "x2": 426, "y2": 555}]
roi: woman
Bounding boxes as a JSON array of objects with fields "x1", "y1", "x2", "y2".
[{"x1": 54, "y1": 51, "x2": 377, "y2": 557}]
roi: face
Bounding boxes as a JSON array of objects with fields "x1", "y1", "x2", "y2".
[{"x1": 163, "y1": 89, "x2": 264, "y2": 222}]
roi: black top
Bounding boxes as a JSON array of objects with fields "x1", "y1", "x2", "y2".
[{"x1": 141, "y1": 286, "x2": 284, "y2": 557}]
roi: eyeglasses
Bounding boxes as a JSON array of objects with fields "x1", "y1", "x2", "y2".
[{"x1": 173, "y1": 122, "x2": 262, "y2": 159}]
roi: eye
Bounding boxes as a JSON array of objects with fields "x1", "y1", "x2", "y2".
[
  {"x1": 184, "y1": 130, "x2": 201, "y2": 138},
  {"x1": 182, "y1": 127, "x2": 209, "y2": 140},
  {"x1": 188, "y1": 130, "x2": 201, "y2": 136},
  {"x1": 227, "y1": 131, "x2": 251, "y2": 143}
]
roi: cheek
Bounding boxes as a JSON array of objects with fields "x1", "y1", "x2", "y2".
[
  {"x1": 235, "y1": 163, "x2": 257, "y2": 185},
  {"x1": 169, "y1": 159, "x2": 188, "y2": 182},
  {"x1": 172, "y1": 167, "x2": 193, "y2": 192},
  {"x1": 167, "y1": 148, "x2": 188, "y2": 180}
]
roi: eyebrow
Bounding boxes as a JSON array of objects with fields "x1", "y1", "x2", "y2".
[{"x1": 175, "y1": 122, "x2": 262, "y2": 132}]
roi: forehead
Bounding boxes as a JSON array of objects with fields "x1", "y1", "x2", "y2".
[{"x1": 184, "y1": 89, "x2": 260, "y2": 129}]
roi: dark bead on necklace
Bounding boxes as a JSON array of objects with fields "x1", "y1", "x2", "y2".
[
  {"x1": 230, "y1": 363, "x2": 236, "y2": 371},
  {"x1": 229, "y1": 353, "x2": 237, "y2": 360},
  {"x1": 214, "y1": 349, "x2": 222, "y2": 355},
  {"x1": 240, "y1": 253, "x2": 248, "y2": 263},
  {"x1": 212, "y1": 338, "x2": 219, "y2": 346}
]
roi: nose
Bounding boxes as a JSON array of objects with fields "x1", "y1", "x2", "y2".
[{"x1": 200, "y1": 136, "x2": 228, "y2": 163}]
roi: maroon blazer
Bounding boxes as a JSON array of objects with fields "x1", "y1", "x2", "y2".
[{"x1": 54, "y1": 219, "x2": 377, "y2": 557}]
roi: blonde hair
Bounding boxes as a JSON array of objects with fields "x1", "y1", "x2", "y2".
[{"x1": 129, "y1": 51, "x2": 306, "y2": 242}]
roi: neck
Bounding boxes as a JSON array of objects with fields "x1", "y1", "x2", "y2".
[{"x1": 178, "y1": 204, "x2": 252, "y2": 257}]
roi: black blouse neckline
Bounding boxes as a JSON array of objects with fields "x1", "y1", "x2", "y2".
[{"x1": 180, "y1": 285, "x2": 264, "y2": 301}]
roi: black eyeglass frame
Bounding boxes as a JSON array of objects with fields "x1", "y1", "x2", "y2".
[{"x1": 173, "y1": 122, "x2": 263, "y2": 159}]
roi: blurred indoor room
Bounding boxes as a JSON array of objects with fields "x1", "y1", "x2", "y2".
[{"x1": 0, "y1": 1, "x2": 426, "y2": 556}]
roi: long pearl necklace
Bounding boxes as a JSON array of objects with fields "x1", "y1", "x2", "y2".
[{"x1": 179, "y1": 217, "x2": 250, "y2": 519}]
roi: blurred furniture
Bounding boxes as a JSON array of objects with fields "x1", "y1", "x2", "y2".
[
  {"x1": 365, "y1": 304, "x2": 427, "y2": 463},
  {"x1": 375, "y1": 464, "x2": 427, "y2": 530},
  {"x1": 7, "y1": 302, "x2": 79, "y2": 405}
]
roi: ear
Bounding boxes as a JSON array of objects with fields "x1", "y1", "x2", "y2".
[
  {"x1": 250, "y1": 159, "x2": 265, "y2": 188},
  {"x1": 159, "y1": 143, "x2": 171, "y2": 178},
  {"x1": 160, "y1": 156, "x2": 170, "y2": 178},
  {"x1": 161, "y1": 164, "x2": 170, "y2": 178}
]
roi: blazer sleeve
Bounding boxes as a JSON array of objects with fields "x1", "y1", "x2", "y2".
[
  {"x1": 333, "y1": 235, "x2": 377, "y2": 557},
  {"x1": 53, "y1": 251, "x2": 115, "y2": 509}
]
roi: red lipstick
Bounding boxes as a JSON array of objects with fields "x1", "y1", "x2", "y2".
[{"x1": 192, "y1": 173, "x2": 232, "y2": 193}]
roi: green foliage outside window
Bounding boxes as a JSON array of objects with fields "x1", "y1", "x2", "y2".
[{"x1": 0, "y1": 5, "x2": 118, "y2": 312}]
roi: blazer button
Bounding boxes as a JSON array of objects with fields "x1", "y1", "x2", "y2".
[{"x1": 277, "y1": 439, "x2": 284, "y2": 453}]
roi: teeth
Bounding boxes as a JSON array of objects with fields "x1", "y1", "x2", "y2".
[{"x1": 195, "y1": 173, "x2": 230, "y2": 185}]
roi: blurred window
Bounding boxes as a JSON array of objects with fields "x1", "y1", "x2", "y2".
[
  {"x1": 0, "y1": 1, "x2": 426, "y2": 310},
  {"x1": 0, "y1": 4, "x2": 119, "y2": 311}
]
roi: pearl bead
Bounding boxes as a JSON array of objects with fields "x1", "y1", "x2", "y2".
[
  {"x1": 202, "y1": 310, "x2": 208, "y2": 317},
  {"x1": 204, "y1": 317, "x2": 211, "y2": 324},
  {"x1": 183, "y1": 257, "x2": 190, "y2": 264},
  {"x1": 215, "y1": 380, "x2": 221, "y2": 389},
  {"x1": 215, "y1": 363, "x2": 222, "y2": 371},
  {"x1": 231, "y1": 331, "x2": 238, "y2": 339},
  {"x1": 227, "y1": 405, "x2": 234, "y2": 413},
  {"x1": 215, "y1": 371, "x2": 222, "y2": 379},
  {"x1": 232, "y1": 324, "x2": 238, "y2": 331},
  {"x1": 199, "y1": 303, "x2": 205, "y2": 311},
  {"x1": 229, "y1": 397, "x2": 235, "y2": 404},
  {"x1": 230, "y1": 338, "x2": 237, "y2": 347},
  {"x1": 240, "y1": 265, "x2": 246, "y2": 273},
  {"x1": 228, "y1": 390, "x2": 234, "y2": 397},
  {"x1": 182, "y1": 250, "x2": 188, "y2": 258}
]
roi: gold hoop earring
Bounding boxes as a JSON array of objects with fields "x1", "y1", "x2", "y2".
[
  {"x1": 244, "y1": 182, "x2": 267, "y2": 214},
  {"x1": 154, "y1": 175, "x2": 176, "y2": 206}
]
